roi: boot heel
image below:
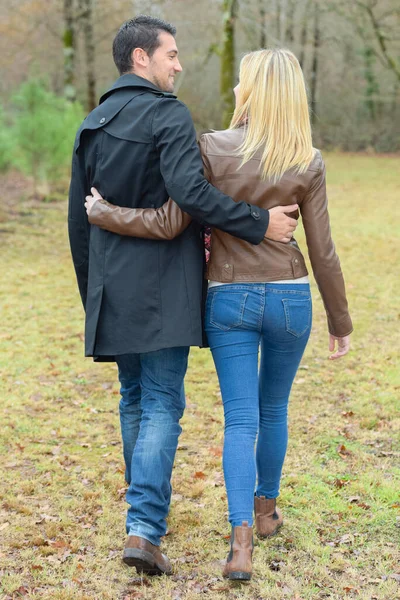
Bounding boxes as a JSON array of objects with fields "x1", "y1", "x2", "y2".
[{"x1": 228, "y1": 571, "x2": 251, "y2": 581}]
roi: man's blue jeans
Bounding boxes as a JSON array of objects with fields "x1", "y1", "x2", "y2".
[
  {"x1": 205, "y1": 283, "x2": 312, "y2": 527},
  {"x1": 116, "y1": 347, "x2": 189, "y2": 546}
]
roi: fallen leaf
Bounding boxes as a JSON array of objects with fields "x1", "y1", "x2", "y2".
[
  {"x1": 171, "y1": 493, "x2": 183, "y2": 502},
  {"x1": 209, "y1": 446, "x2": 223, "y2": 457},
  {"x1": 50, "y1": 540, "x2": 70, "y2": 549},
  {"x1": 212, "y1": 472, "x2": 224, "y2": 487},
  {"x1": 60, "y1": 549, "x2": 72, "y2": 563},
  {"x1": 11, "y1": 587, "x2": 29, "y2": 596},
  {"x1": 339, "y1": 534, "x2": 354, "y2": 544},
  {"x1": 337, "y1": 444, "x2": 352, "y2": 456},
  {"x1": 334, "y1": 479, "x2": 348, "y2": 488},
  {"x1": 194, "y1": 471, "x2": 206, "y2": 479},
  {"x1": 343, "y1": 586, "x2": 359, "y2": 594},
  {"x1": 270, "y1": 560, "x2": 285, "y2": 571}
]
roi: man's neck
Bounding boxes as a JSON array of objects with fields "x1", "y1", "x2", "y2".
[{"x1": 128, "y1": 70, "x2": 159, "y2": 89}]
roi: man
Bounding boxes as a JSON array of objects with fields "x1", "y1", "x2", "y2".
[{"x1": 68, "y1": 15, "x2": 297, "y2": 576}]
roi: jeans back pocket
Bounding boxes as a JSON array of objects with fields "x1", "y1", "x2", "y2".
[
  {"x1": 209, "y1": 292, "x2": 248, "y2": 331},
  {"x1": 282, "y1": 297, "x2": 312, "y2": 338}
]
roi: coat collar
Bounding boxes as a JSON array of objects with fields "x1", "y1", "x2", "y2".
[{"x1": 100, "y1": 73, "x2": 176, "y2": 104}]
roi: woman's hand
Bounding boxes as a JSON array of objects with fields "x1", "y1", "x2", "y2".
[
  {"x1": 329, "y1": 334, "x2": 350, "y2": 360},
  {"x1": 85, "y1": 187, "x2": 104, "y2": 216}
]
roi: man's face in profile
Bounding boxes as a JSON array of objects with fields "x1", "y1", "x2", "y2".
[{"x1": 147, "y1": 31, "x2": 183, "y2": 93}]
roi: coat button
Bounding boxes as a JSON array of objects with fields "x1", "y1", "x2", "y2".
[
  {"x1": 100, "y1": 117, "x2": 106, "y2": 124},
  {"x1": 294, "y1": 259, "x2": 299, "y2": 264},
  {"x1": 252, "y1": 210, "x2": 260, "y2": 220},
  {"x1": 224, "y1": 263, "x2": 230, "y2": 268}
]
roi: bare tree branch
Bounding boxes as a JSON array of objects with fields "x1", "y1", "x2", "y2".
[{"x1": 356, "y1": 0, "x2": 400, "y2": 82}]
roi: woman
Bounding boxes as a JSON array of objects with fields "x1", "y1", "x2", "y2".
[{"x1": 84, "y1": 48, "x2": 352, "y2": 580}]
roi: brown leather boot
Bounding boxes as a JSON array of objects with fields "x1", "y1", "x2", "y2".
[
  {"x1": 123, "y1": 535, "x2": 172, "y2": 576},
  {"x1": 254, "y1": 496, "x2": 283, "y2": 538},
  {"x1": 222, "y1": 521, "x2": 253, "y2": 581}
]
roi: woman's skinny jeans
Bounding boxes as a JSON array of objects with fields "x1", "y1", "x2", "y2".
[{"x1": 205, "y1": 283, "x2": 312, "y2": 528}]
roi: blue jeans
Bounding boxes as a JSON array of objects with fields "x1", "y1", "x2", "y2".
[
  {"x1": 205, "y1": 283, "x2": 312, "y2": 527},
  {"x1": 116, "y1": 347, "x2": 189, "y2": 546}
]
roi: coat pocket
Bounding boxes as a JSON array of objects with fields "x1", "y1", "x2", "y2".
[{"x1": 282, "y1": 297, "x2": 312, "y2": 338}]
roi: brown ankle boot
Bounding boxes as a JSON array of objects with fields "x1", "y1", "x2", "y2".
[
  {"x1": 254, "y1": 496, "x2": 283, "y2": 538},
  {"x1": 123, "y1": 535, "x2": 172, "y2": 576},
  {"x1": 222, "y1": 521, "x2": 253, "y2": 581}
]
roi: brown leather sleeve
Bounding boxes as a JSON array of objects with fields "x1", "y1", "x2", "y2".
[
  {"x1": 300, "y1": 158, "x2": 353, "y2": 337},
  {"x1": 198, "y1": 136, "x2": 212, "y2": 182},
  {"x1": 88, "y1": 197, "x2": 192, "y2": 240}
]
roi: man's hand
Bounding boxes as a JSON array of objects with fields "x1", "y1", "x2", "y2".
[
  {"x1": 328, "y1": 334, "x2": 351, "y2": 360},
  {"x1": 265, "y1": 204, "x2": 299, "y2": 243},
  {"x1": 85, "y1": 187, "x2": 103, "y2": 216}
]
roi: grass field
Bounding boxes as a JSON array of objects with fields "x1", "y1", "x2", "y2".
[{"x1": 0, "y1": 154, "x2": 399, "y2": 600}]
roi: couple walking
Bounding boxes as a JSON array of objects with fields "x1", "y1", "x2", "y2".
[{"x1": 68, "y1": 15, "x2": 352, "y2": 581}]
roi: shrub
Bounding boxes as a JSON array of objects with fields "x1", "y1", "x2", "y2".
[
  {"x1": 11, "y1": 80, "x2": 84, "y2": 193},
  {"x1": 0, "y1": 106, "x2": 15, "y2": 173}
]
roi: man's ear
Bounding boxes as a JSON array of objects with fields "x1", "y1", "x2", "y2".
[{"x1": 132, "y1": 47, "x2": 149, "y2": 69}]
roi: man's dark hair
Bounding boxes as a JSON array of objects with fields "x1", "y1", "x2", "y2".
[{"x1": 113, "y1": 15, "x2": 177, "y2": 75}]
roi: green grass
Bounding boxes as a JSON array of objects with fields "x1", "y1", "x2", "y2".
[{"x1": 0, "y1": 153, "x2": 399, "y2": 600}]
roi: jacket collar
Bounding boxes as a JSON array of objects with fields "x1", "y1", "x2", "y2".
[{"x1": 100, "y1": 73, "x2": 176, "y2": 104}]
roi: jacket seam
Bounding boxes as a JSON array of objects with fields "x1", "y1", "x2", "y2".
[
  {"x1": 300, "y1": 155, "x2": 324, "y2": 202},
  {"x1": 150, "y1": 96, "x2": 168, "y2": 146}
]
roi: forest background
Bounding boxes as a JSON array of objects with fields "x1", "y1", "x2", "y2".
[{"x1": 0, "y1": 0, "x2": 400, "y2": 195}]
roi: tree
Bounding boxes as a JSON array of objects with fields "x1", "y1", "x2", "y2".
[
  {"x1": 310, "y1": 1, "x2": 320, "y2": 125},
  {"x1": 221, "y1": 0, "x2": 238, "y2": 128},
  {"x1": 78, "y1": 0, "x2": 96, "y2": 111},
  {"x1": 285, "y1": 0, "x2": 295, "y2": 43},
  {"x1": 63, "y1": 0, "x2": 76, "y2": 102},
  {"x1": 11, "y1": 80, "x2": 84, "y2": 195},
  {"x1": 259, "y1": 0, "x2": 267, "y2": 47},
  {"x1": 355, "y1": 0, "x2": 400, "y2": 83},
  {"x1": 299, "y1": 0, "x2": 311, "y2": 70},
  {"x1": 363, "y1": 45, "x2": 380, "y2": 120}
]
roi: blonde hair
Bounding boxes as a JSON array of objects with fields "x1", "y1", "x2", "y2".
[{"x1": 230, "y1": 48, "x2": 314, "y2": 182}]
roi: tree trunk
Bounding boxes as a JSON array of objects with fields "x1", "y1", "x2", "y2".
[
  {"x1": 79, "y1": 0, "x2": 96, "y2": 111},
  {"x1": 285, "y1": 0, "x2": 295, "y2": 43},
  {"x1": 220, "y1": 0, "x2": 238, "y2": 129},
  {"x1": 299, "y1": 0, "x2": 310, "y2": 70},
  {"x1": 392, "y1": 81, "x2": 399, "y2": 117},
  {"x1": 63, "y1": 0, "x2": 76, "y2": 103},
  {"x1": 276, "y1": 0, "x2": 281, "y2": 42},
  {"x1": 259, "y1": 0, "x2": 267, "y2": 48},
  {"x1": 310, "y1": 2, "x2": 319, "y2": 125},
  {"x1": 363, "y1": 46, "x2": 379, "y2": 121}
]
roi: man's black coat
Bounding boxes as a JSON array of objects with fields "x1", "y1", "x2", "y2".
[{"x1": 68, "y1": 74, "x2": 269, "y2": 359}]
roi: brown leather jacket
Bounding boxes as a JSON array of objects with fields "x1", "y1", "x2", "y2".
[{"x1": 88, "y1": 127, "x2": 352, "y2": 337}]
